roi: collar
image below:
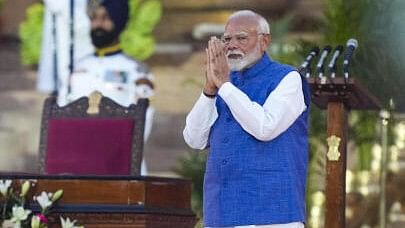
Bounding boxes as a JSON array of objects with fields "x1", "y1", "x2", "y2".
[
  {"x1": 94, "y1": 43, "x2": 122, "y2": 57},
  {"x1": 231, "y1": 52, "x2": 272, "y2": 81}
]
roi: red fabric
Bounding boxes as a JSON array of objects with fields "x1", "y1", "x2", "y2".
[{"x1": 45, "y1": 118, "x2": 134, "y2": 175}]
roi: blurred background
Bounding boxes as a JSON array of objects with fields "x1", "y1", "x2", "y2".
[{"x1": 0, "y1": 0, "x2": 404, "y2": 227}]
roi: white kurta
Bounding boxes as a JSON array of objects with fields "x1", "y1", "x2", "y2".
[{"x1": 183, "y1": 71, "x2": 306, "y2": 149}]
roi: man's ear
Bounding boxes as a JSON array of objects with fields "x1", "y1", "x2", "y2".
[{"x1": 261, "y1": 34, "x2": 271, "y2": 51}]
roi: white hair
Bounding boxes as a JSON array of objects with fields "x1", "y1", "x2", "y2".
[{"x1": 228, "y1": 10, "x2": 270, "y2": 34}]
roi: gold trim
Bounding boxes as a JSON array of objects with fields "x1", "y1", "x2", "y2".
[
  {"x1": 87, "y1": 91, "x2": 103, "y2": 115},
  {"x1": 327, "y1": 135, "x2": 341, "y2": 161},
  {"x1": 95, "y1": 43, "x2": 121, "y2": 57}
]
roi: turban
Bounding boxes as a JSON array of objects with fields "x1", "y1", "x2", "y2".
[{"x1": 88, "y1": 0, "x2": 129, "y2": 34}]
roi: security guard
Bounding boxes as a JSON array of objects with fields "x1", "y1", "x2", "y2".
[{"x1": 59, "y1": 0, "x2": 154, "y2": 175}]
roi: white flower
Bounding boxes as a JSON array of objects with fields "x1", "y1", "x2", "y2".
[
  {"x1": 35, "y1": 191, "x2": 53, "y2": 210},
  {"x1": 10, "y1": 206, "x2": 31, "y2": 227},
  {"x1": 0, "y1": 179, "x2": 12, "y2": 196},
  {"x1": 60, "y1": 217, "x2": 84, "y2": 228}
]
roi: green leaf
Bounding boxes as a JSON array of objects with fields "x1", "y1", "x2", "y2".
[
  {"x1": 120, "y1": 0, "x2": 162, "y2": 60},
  {"x1": 19, "y1": 3, "x2": 44, "y2": 66},
  {"x1": 121, "y1": 32, "x2": 155, "y2": 60},
  {"x1": 133, "y1": 0, "x2": 162, "y2": 34},
  {"x1": 0, "y1": 0, "x2": 4, "y2": 11}
]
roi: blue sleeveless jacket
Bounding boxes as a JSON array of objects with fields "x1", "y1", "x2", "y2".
[{"x1": 204, "y1": 53, "x2": 310, "y2": 227}]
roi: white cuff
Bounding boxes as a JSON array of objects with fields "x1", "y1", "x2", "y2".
[
  {"x1": 217, "y1": 82, "x2": 235, "y2": 99},
  {"x1": 199, "y1": 92, "x2": 217, "y2": 104}
]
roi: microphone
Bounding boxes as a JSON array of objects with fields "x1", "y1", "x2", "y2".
[
  {"x1": 343, "y1": 38, "x2": 358, "y2": 79},
  {"x1": 299, "y1": 47, "x2": 319, "y2": 78},
  {"x1": 327, "y1": 45, "x2": 344, "y2": 78},
  {"x1": 315, "y1": 45, "x2": 332, "y2": 79}
]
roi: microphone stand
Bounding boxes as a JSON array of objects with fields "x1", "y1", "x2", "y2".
[{"x1": 315, "y1": 45, "x2": 332, "y2": 87}]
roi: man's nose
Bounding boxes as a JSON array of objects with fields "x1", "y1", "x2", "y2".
[
  {"x1": 91, "y1": 18, "x2": 103, "y2": 28},
  {"x1": 226, "y1": 38, "x2": 240, "y2": 50},
  {"x1": 226, "y1": 42, "x2": 238, "y2": 51}
]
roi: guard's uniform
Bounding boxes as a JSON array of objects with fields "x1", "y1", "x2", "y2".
[
  {"x1": 61, "y1": 50, "x2": 154, "y2": 106},
  {"x1": 58, "y1": 47, "x2": 154, "y2": 175}
]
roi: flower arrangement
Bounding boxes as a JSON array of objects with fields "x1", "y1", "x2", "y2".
[{"x1": 0, "y1": 179, "x2": 83, "y2": 228}]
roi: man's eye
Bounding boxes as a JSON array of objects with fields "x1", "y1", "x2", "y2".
[
  {"x1": 236, "y1": 36, "x2": 248, "y2": 41},
  {"x1": 223, "y1": 37, "x2": 231, "y2": 43}
]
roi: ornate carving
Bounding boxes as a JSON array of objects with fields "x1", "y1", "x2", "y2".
[
  {"x1": 86, "y1": 91, "x2": 102, "y2": 114},
  {"x1": 327, "y1": 135, "x2": 341, "y2": 161}
]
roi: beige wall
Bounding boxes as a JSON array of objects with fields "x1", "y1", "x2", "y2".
[{"x1": 0, "y1": 0, "x2": 38, "y2": 37}]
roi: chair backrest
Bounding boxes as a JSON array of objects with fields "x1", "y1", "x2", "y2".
[{"x1": 38, "y1": 91, "x2": 148, "y2": 176}]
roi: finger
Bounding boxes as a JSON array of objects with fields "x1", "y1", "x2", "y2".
[
  {"x1": 207, "y1": 48, "x2": 214, "y2": 79},
  {"x1": 217, "y1": 42, "x2": 226, "y2": 61},
  {"x1": 205, "y1": 48, "x2": 208, "y2": 63},
  {"x1": 207, "y1": 48, "x2": 212, "y2": 71},
  {"x1": 215, "y1": 39, "x2": 226, "y2": 58},
  {"x1": 213, "y1": 40, "x2": 224, "y2": 62},
  {"x1": 212, "y1": 41, "x2": 223, "y2": 72},
  {"x1": 212, "y1": 38, "x2": 220, "y2": 51},
  {"x1": 212, "y1": 38, "x2": 221, "y2": 52},
  {"x1": 211, "y1": 41, "x2": 221, "y2": 67},
  {"x1": 205, "y1": 48, "x2": 209, "y2": 78},
  {"x1": 209, "y1": 40, "x2": 216, "y2": 64},
  {"x1": 214, "y1": 39, "x2": 225, "y2": 63},
  {"x1": 209, "y1": 38, "x2": 217, "y2": 54},
  {"x1": 212, "y1": 39, "x2": 227, "y2": 68}
]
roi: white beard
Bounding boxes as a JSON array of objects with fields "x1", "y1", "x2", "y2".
[{"x1": 226, "y1": 44, "x2": 262, "y2": 71}]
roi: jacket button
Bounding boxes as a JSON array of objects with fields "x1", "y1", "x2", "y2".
[
  {"x1": 222, "y1": 159, "x2": 227, "y2": 165},
  {"x1": 222, "y1": 138, "x2": 229, "y2": 143},
  {"x1": 226, "y1": 117, "x2": 232, "y2": 122}
]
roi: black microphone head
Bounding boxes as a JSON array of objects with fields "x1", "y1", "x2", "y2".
[
  {"x1": 346, "y1": 38, "x2": 358, "y2": 49},
  {"x1": 335, "y1": 45, "x2": 344, "y2": 52},
  {"x1": 310, "y1": 47, "x2": 320, "y2": 55},
  {"x1": 323, "y1": 45, "x2": 332, "y2": 52}
]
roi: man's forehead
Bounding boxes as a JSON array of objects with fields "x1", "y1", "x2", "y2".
[
  {"x1": 225, "y1": 17, "x2": 258, "y2": 34},
  {"x1": 89, "y1": 5, "x2": 108, "y2": 16},
  {"x1": 87, "y1": 0, "x2": 106, "y2": 15},
  {"x1": 223, "y1": 31, "x2": 249, "y2": 37}
]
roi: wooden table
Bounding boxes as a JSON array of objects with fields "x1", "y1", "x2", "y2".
[{"x1": 0, "y1": 174, "x2": 197, "y2": 228}]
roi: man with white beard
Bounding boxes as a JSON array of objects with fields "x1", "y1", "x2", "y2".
[{"x1": 183, "y1": 10, "x2": 310, "y2": 228}]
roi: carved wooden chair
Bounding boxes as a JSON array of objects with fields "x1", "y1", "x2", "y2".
[{"x1": 38, "y1": 91, "x2": 148, "y2": 176}]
